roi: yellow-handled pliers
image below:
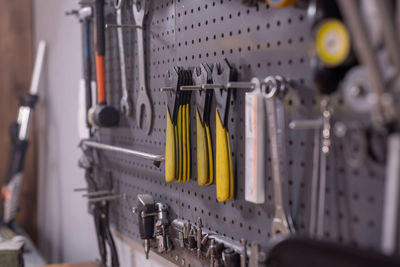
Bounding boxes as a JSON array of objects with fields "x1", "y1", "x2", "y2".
[
  {"x1": 163, "y1": 67, "x2": 181, "y2": 183},
  {"x1": 212, "y1": 59, "x2": 237, "y2": 202},
  {"x1": 193, "y1": 64, "x2": 214, "y2": 186}
]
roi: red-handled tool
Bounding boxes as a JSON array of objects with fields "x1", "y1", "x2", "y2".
[{"x1": 88, "y1": 0, "x2": 119, "y2": 128}]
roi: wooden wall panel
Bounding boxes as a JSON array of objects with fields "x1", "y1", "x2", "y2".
[{"x1": 0, "y1": 0, "x2": 36, "y2": 242}]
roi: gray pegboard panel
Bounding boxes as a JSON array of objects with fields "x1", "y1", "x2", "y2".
[{"x1": 85, "y1": 0, "x2": 390, "y2": 262}]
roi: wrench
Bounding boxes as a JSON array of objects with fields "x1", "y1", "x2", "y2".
[
  {"x1": 133, "y1": 0, "x2": 152, "y2": 134},
  {"x1": 114, "y1": 0, "x2": 132, "y2": 116},
  {"x1": 263, "y1": 76, "x2": 293, "y2": 236}
]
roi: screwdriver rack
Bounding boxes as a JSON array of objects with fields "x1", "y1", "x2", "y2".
[{"x1": 86, "y1": 0, "x2": 389, "y2": 264}]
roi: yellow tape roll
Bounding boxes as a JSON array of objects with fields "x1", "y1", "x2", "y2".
[{"x1": 316, "y1": 19, "x2": 351, "y2": 67}]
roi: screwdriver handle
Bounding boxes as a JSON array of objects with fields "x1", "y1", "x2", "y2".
[
  {"x1": 94, "y1": 0, "x2": 106, "y2": 104},
  {"x1": 177, "y1": 105, "x2": 183, "y2": 182},
  {"x1": 196, "y1": 109, "x2": 209, "y2": 186},
  {"x1": 182, "y1": 105, "x2": 188, "y2": 182},
  {"x1": 185, "y1": 103, "x2": 191, "y2": 182},
  {"x1": 216, "y1": 111, "x2": 232, "y2": 202},
  {"x1": 165, "y1": 106, "x2": 176, "y2": 182},
  {"x1": 226, "y1": 129, "x2": 234, "y2": 199},
  {"x1": 205, "y1": 124, "x2": 214, "y2": 185}
]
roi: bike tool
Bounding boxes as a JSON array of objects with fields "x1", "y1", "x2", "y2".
[
  {"x1": 308, "y1": 0, "x2": 356, "y2": 238},
  {"x1": 1, "y1": 41, "x2": 46, "y2": 225},
  {"x1": 162, "y1": 67, "x2": 181, "y2": 183},
  {"x1": 88, "y1": 0, "x2": 119, "y2": 128},
  {"x1": 192, "y1": 64, "x2": 214, "y2": 186},
  {"x1": 207, "y1": 59, "x2": 237, "y2": 202},
  {"x1": 177, "y1": 68, "x2": 193, "y2": 182},
  {"x1": 133, "y1": 0, "x2": 153, "y2": 134}
]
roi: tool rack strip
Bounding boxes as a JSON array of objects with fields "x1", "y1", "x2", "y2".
[{"x1": 89, "y1": 0, "x2": 387, "y2": 263}]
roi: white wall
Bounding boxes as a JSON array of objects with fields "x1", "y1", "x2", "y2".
[
  {"x1": 33, "y1": 0, "x2": 99, "y2": 263},
  {"x1": 32, "y1": 1, "x2": 172, "y2": 266}
]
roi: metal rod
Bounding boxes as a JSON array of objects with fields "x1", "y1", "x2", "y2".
[
  {"x1": 289, "y1": 119, "x2": 323, "y2": 130},
  {"x1": 81, "y1": 140, "x2": 165, "y2": 162},
  {"x1": 88, "y1": 194, "x2": 125, "y2": 203},
  {"x1": 82, "y1": 190, "x2": 112, "y2": 197},
  {"x1": 381, "y1": 134, "x2": 400, "y2": 255},
  {"x1": 30, "y1": 41, "x2": 46, "y2": 95},
  {"x1": 202, "y1": 84, "x2": 225, "y2": 90},
  {"x1": 227, "y1": 82, "x2": 256, "y2": 89},
  {"x1": 74, "y1": 188, "x2": 88, "y2": 192},
  {"x1": 373, "y1": 0, "x2": 400, "y2": 74},
  {"x1": 337, "y1": 0, "x2": 389, "y2": 124},
  {"x1": 180, "y1": 85, "x2": 203, "y2": 91},
  {"x1": 105, "y1": 23, "x2": 142, "y2": 29},
  {"x1": 160, "y1": 87, "x2": 174, "y2": 92}
]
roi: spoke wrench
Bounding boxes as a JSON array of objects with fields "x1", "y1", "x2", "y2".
[
  {"x1": 133, "y1": 0, "x2": 152, "y2": 134},
  {"x1": 115, "y1": 0, "x2": 132, "y2": 116},
  {"x1": 263, "y1": 76, "x2": 294, "y2": 236}
]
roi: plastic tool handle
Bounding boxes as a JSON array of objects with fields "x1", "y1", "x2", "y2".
[
  {"x1": 95, "y1": 0, "x2": 106, "y2": 104},
  {"x1": 216, "y1": 111, "x2": 231, "y2": 202},
  {"x1": 165, "y1": 106, "x2": 176, "y2": 182},
  {"x1": 182, "y1": 104, "x2": 187, "y2": 182},
  {"x1": 205, "y1": 124, "x2": 213, "y2": 185},
  {"x1": 29, "y1": 41, "x2": 46, "y2": 96},
  {"x1": 185, "y1": 103, "x2": 190, "y2": 181},
  {"x1": 177, "y1": 105, "x2": 183, "y2": 182},
  {"x1": 196, "y1": 108, "x2": 209, "y2": 186},
  {"x1": 83, "y1": 19, "x2": 93, "y2": 129}
]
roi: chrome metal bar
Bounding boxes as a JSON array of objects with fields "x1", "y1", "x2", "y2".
[
  {"x1": 160, "y1": 87, "x2": 174, "y2": 92},
  {"x1": 82, "y1": 190, "x2": 112, "y2": 197},
  {"x1": 289, "y1": 119, "x2": 323, "y2": 130},
  {"x1": 74, "y1": 188, "x2": 88, "y2": 192},
  {"x1": 105, "y1": 23, "x2": 142, "y2": 29},
  {"x1": 227, "y1": 82, "x2": 256, "y2": 89},
  {"x1": 88, "y1": 194, "x2": 125, "y2": 203},
  {"x1": 381, "y1": 134, "x2": 400, "y2": 254},
  {"x1": 180, "y1": 85, "x2": 203, "y2": 91},
  {"x1": 81, "y1": 140, "x2": 165, "y2": 162}
]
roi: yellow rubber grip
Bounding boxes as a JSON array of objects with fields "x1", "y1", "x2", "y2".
[
  {"x1": 216, "y1": 111, "x2": 230, "y2": 202},
  {"x1": 185, "y1": 104, "x2": 191, "y2": 182},
  {"x1": 165, "y1": 106, "x2": 176, "y2": 183},
  {"x1": 226, "y1": 129, "x2": 234, "y2": 200},
  {"x1": 205, "y1": 124, "x2": 213, "y2": 185},
  {"x1": 196, "y1": 108, "x2": 209, "y2": 186},
  {"x1": 177, "y1": 105, "x2": 183, "y2": 182},
  {"x1": 182, "y1": 104, "x2": 187, "y2": 182}
]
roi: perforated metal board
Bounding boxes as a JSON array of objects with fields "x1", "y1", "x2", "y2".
[{"x1": 86, "y1": 0, "x2": 389, "y2": 264}]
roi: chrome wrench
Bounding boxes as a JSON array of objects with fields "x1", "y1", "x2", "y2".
[
  {"x1": 115, "y1": 0, "x2": 132, "y2": 116},
  {"x1": 133, "y1": 0, "x2": 152, "y2": 134},
  {"x1": 263, "y1": 76, "x2": 293, "y2": 236}
]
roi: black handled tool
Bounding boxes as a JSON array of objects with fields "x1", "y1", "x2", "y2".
[
  {"x1": 134, "y1": 194, "x2": 156, "y2": 259},
  {"x1": 88, "y1": 0, "x2": 119, "y2": 128},
  {"x1": 1, "y1": 41, "x2": 46, "y2": 225}
]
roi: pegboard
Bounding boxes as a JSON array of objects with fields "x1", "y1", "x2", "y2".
[{"x1": 85, "y1": 0, "x2": 389, "y2": 263}]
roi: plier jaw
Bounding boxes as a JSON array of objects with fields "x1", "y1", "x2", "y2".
[{"x1": 212, "y1": 59, "x2": 237, "y2": 128}]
